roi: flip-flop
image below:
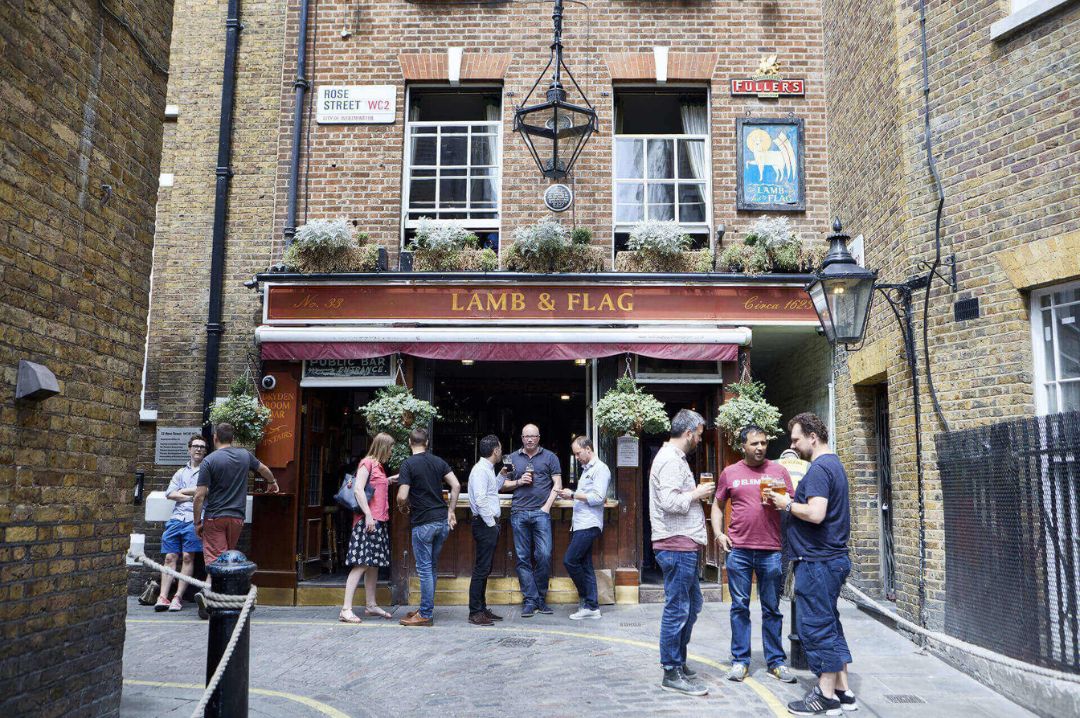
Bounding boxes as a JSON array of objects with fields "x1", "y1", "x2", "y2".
[
  {"x1": 338, "y1": 609, "x2": 362, "y2": 624},
  {"x1": 365, "y1": 606, "x2": 392, "y2": 619}
]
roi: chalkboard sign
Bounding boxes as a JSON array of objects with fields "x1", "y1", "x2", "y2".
[{"x1": 301, "y1": 356, "x2": 395, "y2": 387}]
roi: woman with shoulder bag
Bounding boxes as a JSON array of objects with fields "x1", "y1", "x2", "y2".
[{"x1": 340, "y1": 432, "x2": 397, "y2": 623}]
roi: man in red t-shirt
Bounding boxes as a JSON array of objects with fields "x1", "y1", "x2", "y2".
[{"x1": 710, "y1": 425, "x2": 797, "y2": 684}]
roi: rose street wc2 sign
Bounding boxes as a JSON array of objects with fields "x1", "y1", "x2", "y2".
[{"x1": 316, "y1": 86, "x2": 396, "y2": 124}]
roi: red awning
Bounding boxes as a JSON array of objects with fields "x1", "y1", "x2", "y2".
[{"x1": 261, "y1": 341, "x2": 739, "y2": 362}]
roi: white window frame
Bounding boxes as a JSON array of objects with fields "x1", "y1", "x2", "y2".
[
  {"x1": 991, "y1": 0, "x2": 1077, "y2": 40},
  {"x1": 610, "y1": 88, "x2": 712, "y2": 259},
  {"x1": 1030, "y1": 278, "x2": 1080, "y2": 415},
  {"x1": 400, "y1": 85, "x2": 503, "y2": 247}
]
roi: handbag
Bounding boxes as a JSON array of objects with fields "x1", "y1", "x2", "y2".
[
  {"x1": 138, "y1": 578, "x2": 160, "y2": 606},
  {"x1": 334, "y1": 471, "x2": 375, "y2": 512}
]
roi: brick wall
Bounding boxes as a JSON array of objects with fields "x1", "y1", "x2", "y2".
[
  {"x1": 824, "y1": 0, "x2": 1080, "y2": 627},
  {"x1": 0, "y1": 1, "x2": 173, "y2": 714}
]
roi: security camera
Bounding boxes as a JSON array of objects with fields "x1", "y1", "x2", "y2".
[{"x1": 260, "y1": 375, "x2": 277, "y2": 391}]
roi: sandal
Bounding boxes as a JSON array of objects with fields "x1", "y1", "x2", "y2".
[
  {"x1": 338, "y1": 608, "x2": 362, "y2": 624},
  {"x1": 364, "y1": 606, "x2": 392, "y2": 619}
]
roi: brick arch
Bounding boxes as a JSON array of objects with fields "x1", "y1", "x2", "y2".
[{"x1": 398, "y1": 52, "x2": 512, "y2": 82}]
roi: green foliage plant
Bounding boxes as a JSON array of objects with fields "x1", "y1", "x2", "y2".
[
  {"x1": 570, "y1": 226, "x2": 593, "y2": 246},
  {"x1": 283, "y1": 218, "x2": 377, "y2": 273},
  {"x1": 595, "y1": 377, "x2": 671, "y2": 437},
  {"x1": 714, "y1": 380, "x2": 782, "y2": 449},
  {"x1": 360, "y1": 384, "x2": 441, "y2": 470},
  {"x1": 209, "y1": 377, "x2": 273, "y2": 446}
]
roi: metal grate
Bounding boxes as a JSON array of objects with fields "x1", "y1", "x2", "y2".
[
  {"x1": 497, "y1": 637, "x2": 536, "y2": 648},
  {"x1": 954, "y1": 296, "x2": 980, "y2": 321},
  {"x1": 620, "y1": 622, "x2": 643, "y2": 628},
  {"x1": 937, "y1": 411, "x2": 1080, "y2": 673},
  {"x1": 884, "y1": 695, "x2": 926, "y2": 704}
]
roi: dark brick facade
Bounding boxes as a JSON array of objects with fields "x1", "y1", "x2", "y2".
[{"x1": 0, "y1": 1, "x2": 173, "y2": 715}]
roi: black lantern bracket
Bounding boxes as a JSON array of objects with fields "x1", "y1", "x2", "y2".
[{"x1": 513, "y1": 0, "x2": 598, "y2": 180}]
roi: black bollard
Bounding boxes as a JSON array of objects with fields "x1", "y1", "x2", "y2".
[
  {"x1": 205, "y1": 550, "x2": 257, "y2": 718},
  {"x1": 788, "y1": 595, "x2": 808, "y2": 670}
]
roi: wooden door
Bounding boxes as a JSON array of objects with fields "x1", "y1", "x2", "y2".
[{"x1": 298, "y1": 396, "x2": 325, "y2": 580}]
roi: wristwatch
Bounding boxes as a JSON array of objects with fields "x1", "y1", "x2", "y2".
[{"x1": 783, "y1": 500, "x2": 793, "y2": 514}]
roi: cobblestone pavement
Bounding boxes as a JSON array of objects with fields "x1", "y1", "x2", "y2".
[{"x1": 122, "y1": 597, "x2": 1034, "y2": 717}]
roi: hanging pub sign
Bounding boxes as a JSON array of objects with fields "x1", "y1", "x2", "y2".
[
  {"x1": 730, "y1": 55, "x2": 805, "y2": 99},
  {"x1": 301, "y1": 356, "x2": 396, "y2": 387},
  {"x1": 736, "y1": 117, "x2": 805, "y2": 212},
  {"x1": 316, "y1": 85, "x2": 396, "y2": 124}
]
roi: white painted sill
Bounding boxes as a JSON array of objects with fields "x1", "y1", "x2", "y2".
[{"x1": 991, "y1": 0, "x2": 1078, "y2": 41}]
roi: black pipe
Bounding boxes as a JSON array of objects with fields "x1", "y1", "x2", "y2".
[
  {"x1": 201, "y1": 0, "x2": 242, "y2": 437},
  {"x1": 283, "y1": 0, "x2": 311, "y2": 247}
]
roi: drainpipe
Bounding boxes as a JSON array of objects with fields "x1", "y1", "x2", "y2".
[
  {"x1": 201, "y1": 0, "x2": 242, "y2": 436},
  {"x1": 282, "y1": 0, "x2": 311, "y2": 247}
]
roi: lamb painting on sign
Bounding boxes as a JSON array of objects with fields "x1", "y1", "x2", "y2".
[{"x1": 736, "y1": 117, "x2": 805, "y2": 211}]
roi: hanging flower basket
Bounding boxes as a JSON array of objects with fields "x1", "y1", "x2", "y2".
[
  {"x1": 209, "y1": 377, "x2": 272, "y2": 446},
  {"x1": 714, "y1": 380, "x2": 782, "y2": 449},
  {"x1": 595, "y1": 377, "x2": 670, "y2": 437},
  {"x1": 360, "y1": 384, "x2": 441, "y2": 470}
]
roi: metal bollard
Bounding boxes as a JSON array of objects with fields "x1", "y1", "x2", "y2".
[
  {"x1": 788, "y1": 595, "x2": 807, "y2": 670},
  {"x1": 205, "y1": 550, "x2": 257, "y2": 718}
]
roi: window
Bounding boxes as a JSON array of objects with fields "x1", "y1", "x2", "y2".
[
  {"x1": 403, "y1": 88, "x2": 501, "y2": 247},
  {"x1": 1032, "y1": 280, "x2": 1080, "y2": 415},
  {"x1": 612, "y1": 91, "x2": 711, "y2": 252}
]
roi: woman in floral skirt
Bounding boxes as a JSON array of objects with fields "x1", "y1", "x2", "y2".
[{"x1": 340, "y1": 432, "x2": 396, "y2": 623}]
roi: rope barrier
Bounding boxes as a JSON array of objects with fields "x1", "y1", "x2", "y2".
[{"x1": 129, "y1": 551, "x2": 260, "y2": 715}]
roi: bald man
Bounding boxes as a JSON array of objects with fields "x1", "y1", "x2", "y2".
[{"x1": 503, "y1": 423, "x2": 562, "y2": 617}]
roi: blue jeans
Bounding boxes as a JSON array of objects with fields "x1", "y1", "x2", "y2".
[
  {"x1": 411, "y1": 520, "x2": 450, "y2": 619},
  {"x1": 563, "y1": 527, "x2": 601, "y2": 610},
  {"x1": 726, "y1": 548, "x2": 786, "y2": 668},
  {"x1": 794, "y1": 556, "x2": 853, "y2": 675},
  {"x1": 510, "y1": 510, "x2": 553, "y2": 608},
  {"x1": 655, "y1": 550, "x2": 703, "y2": 669}
]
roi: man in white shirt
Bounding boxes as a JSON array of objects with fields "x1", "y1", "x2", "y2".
[
  {"x1": 154, "y1": 435, "x2": 207, "y2": 612},
  {"x1": 558, "y1": 436, "x2": 611, "y2": 620},
  {"x1": 467, "y1": 434, "x2": 510, "y2": 626}
]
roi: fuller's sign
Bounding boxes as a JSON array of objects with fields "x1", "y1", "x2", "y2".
[
  {"x1": 263, "y1": 283, "x2": 818, "y2": 325},
  {"x1": 730, "y1": 78, "x2": 805, "y2": 98}
]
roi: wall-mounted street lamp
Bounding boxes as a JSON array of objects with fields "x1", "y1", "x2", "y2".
[{"x1": 513, "y1": 0, "x2": 597, "y2": 180}]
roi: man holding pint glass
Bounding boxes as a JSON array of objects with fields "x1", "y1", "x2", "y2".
[{"x1": 710, "y1": 425, "x2": 796, "y2": 684}]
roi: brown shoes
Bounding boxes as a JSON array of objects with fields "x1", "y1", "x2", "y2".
[
  {"x1": 469, "y1": 611, "x2": 494, "y2": 626},
  {"x1": 399, "y1": 611, "x2": 433, "y2": 627},
  {"x1": 483, "y1": 609, "x2": 504, "y2": 622}
]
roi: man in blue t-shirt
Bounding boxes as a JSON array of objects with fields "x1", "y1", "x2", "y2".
[{"x1": 768, "y1": 412, "x2": 858, "y2": 716}]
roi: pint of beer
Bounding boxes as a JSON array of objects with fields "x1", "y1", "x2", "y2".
[{"x1": 760, "y1": 477, "x2": 788, "y2": 505}]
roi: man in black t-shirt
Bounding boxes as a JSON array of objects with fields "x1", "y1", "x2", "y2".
[{"x1": 396, "y1": 427, "x2": 460, "y2": 626}]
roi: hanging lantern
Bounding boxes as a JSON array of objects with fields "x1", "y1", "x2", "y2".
[
  {"x1": 805, "y1": 219, "x2": 877, "y2": 346},
  {"x1": 513, "y1": 0, "x2": 598, "y2": 180}
]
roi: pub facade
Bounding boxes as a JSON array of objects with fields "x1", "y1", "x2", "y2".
[{"x1": 135, "y1": 0, "x2": 835, "y2": 606}]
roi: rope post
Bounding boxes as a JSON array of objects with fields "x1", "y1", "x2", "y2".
[{"x1": 205, "y1": 550, "x2": 257, "y2": 718}]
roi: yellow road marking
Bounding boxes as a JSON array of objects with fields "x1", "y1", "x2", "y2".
[
  {"x1": 126, "y1": 619, "x2": 789, "y2": 716},
  {"x1": 122, "y1": 679, "x2": 350, "y2": 718}
]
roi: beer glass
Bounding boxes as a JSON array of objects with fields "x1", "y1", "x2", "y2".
[{"x1": 699, "y1": 472, "x2": 715, "y2": 500}]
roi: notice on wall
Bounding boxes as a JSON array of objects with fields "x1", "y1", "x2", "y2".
[
  {"x1": 302, "y1": 356, "x2": 395, "y2": 387},
  {"x1": 155, "y1": 427, "x2": 201, "y2": 466},
  {"x1": 616, "y1": 435, "x2": 640, "y2": 468},
  {"x1": 316, "y1": 85, "x2": 396, "y2": 124}
]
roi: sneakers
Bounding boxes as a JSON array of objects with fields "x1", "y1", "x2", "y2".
[
  {"x1": 569, "y1": 607, "x2": 602, "y2": 620},
  {"x1": 837, "y1": 689, "x2": 859, "y2": 712},
  {"x1": 168, "y1": 597, "x2": 183, "y2": 612},
  {"x1": 661, "y1": 667, "x2": 708, "y2": 697},
  {"x1": 520, "y1": 604, "x2": 536, "y2": 618},
  {"x1": 536, "y1": 603, "x2": 554, "y2": 615},
  {"x1": 154, "y1": 596, "x2": 170, "y2": 613},
  {"x1": 399, "y1": 612, "x2": 433, "y2": 627},
  {"x1": 468, "y1": 611, "x2": 494, "y2": 626},
  {"x1": 483, "y1": 608, "x2": 504, "y2": 622},
  {"x1": 787, "y1": 686, "x2": 842, "y2": 716},
  {"x1": 768, "y1": 664, "x2": 798, "y2": 683},
  {"x1": 681, "y1": 663, "x2": 697, "y2": 678},
  {"x1": 726, "y1": 663, "x2": 748, "y2": 682}
]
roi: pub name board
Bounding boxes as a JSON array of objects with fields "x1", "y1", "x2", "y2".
[{"x1": 265, "y1": 283, "x2": 818, "y2": 325}]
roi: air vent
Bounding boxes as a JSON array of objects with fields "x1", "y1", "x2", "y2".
[
  {"x1": 884, "y1": 694, "x2": 926, "y2": 704},
  {"x1": 954, "y1": 297, "x2": 979, "y2": 322}
]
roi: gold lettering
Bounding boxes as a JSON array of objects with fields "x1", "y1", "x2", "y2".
[
  {"x1": 466, "y1": 294, "x2": 484, "y2": 311},
  {"x1": 538, "y1": 293, "x2": 556, "y2": 311},
  {"x1": 451, "y1": 293, "x2": 465, "y2": 311},
  {"x1": 617, "y1": 292, "x2": 634, "y2": 311},
  {"x1": 567, "y1": 292, "x2": 582, "y2": 311},
  {"x1": 744, "y1": 295, "x2": 781, "y2": 311},
  {"x1": 597, "y1": 294, "x2": 615, "y2": 312},
  {"x1": 487, "y1": 293, "x2": 507, "y2": 312},
  {"x1": 290, "y1": 294, "x2": 317, "y2": 309},
  {"x1": 582, "y1": 293, "x2": 595, "y2": 311},
  {"x1": 511, "y1": 292, "x2": 525, "y2": 311}
]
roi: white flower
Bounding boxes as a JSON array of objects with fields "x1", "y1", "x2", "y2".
[
  {"x1": 293, "y1": 218, "x2": 354, "y2": 250},
  {"x1": 627, "y1": 220, "x2": 692, "y2": 256},
  {"x1": 412, "y1": 218, "x2": 475, "y2": 251},
  {"x1": 512, "y1": 218, "x2": 570, "y2": 255}
]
